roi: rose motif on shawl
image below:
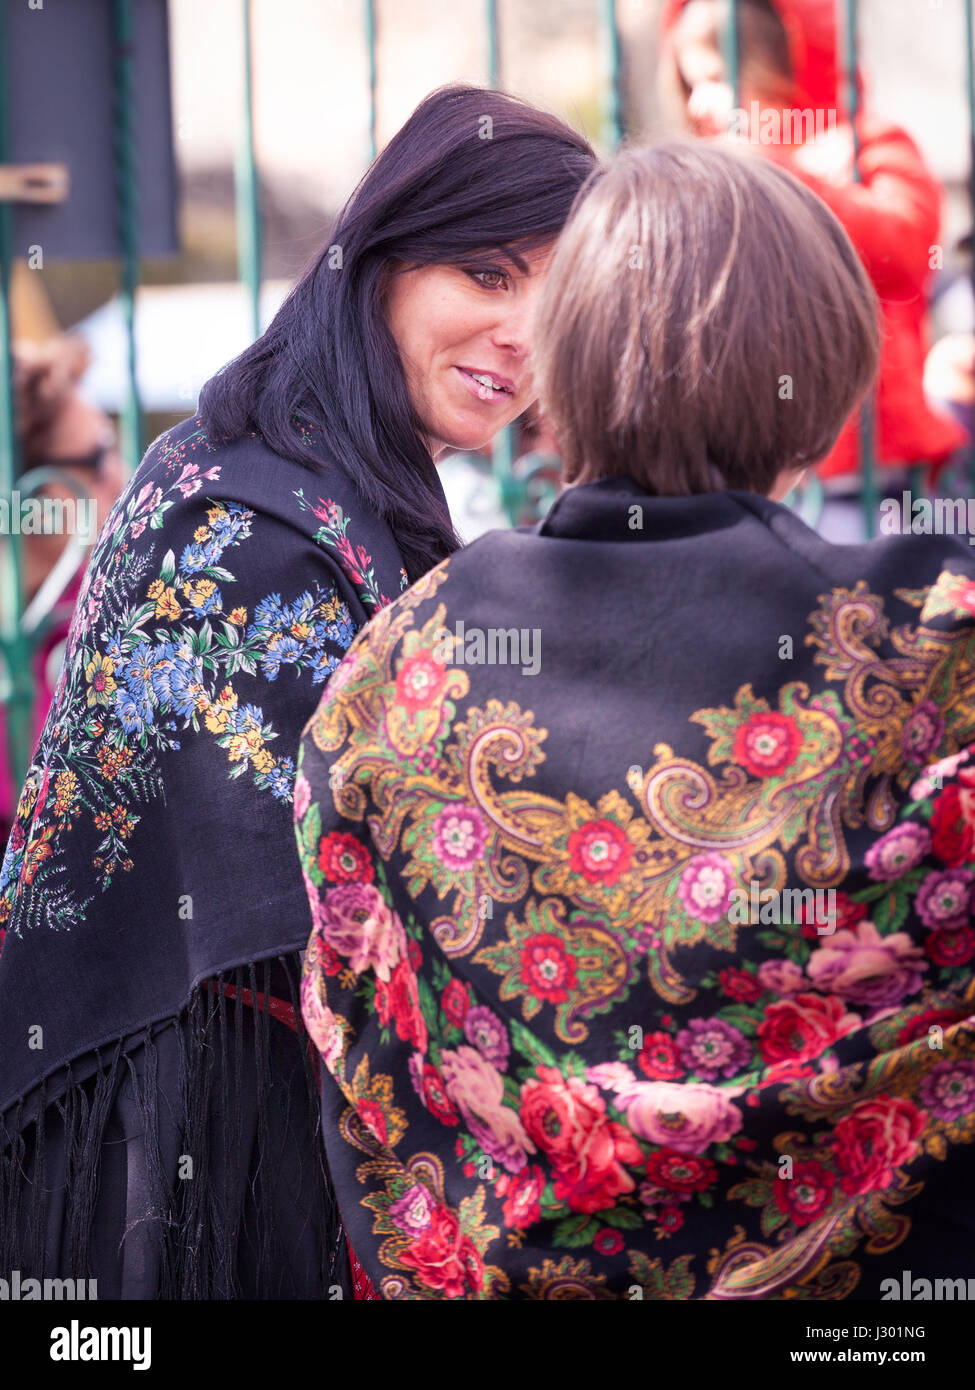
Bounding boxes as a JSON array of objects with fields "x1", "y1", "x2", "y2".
[
  {"x1": 757, "y1": 991, "x2": 861, "y2": 1063},
  {"x1": 566, "y1": 818, "x2": 633, "y2": 885},
  {"x1": 731, "y1": 711, "x2": 803, "y2": 778},
  {"x1": 440, "y1": 1045, "x2": 535, "y2": 1173},
  {"x1": 593, "y1": 1074, "x2": 742, "y2": 1156},
  {"x1": 914, "y1": 868, "x2": 975, "y2": 932},
  {"x1": 316, "y1": 881, "x2": 406, "y2": 983},
  {"x1": 431, "y1": 803, "x2": 487, "y2": 872},
  {"x1": 831, "y1": 1094, "x2": 926, "y2": 1195},
  {"x1": 676, "y1": 853, "x2": 735, "y2": 925},
  {"x1": 806, "y1": 921, "x2": 927, "y2": 1010},
  {"x1": 519, "y1": 1066, "x2": 642, "y2": 1212},
  {"x1": 864, "y1": 822, "x2": 931, "y2": 881}
]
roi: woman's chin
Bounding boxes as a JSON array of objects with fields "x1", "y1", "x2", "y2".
[{"x1": 436, "y1": 418, "x2": 515, "y2": 456}]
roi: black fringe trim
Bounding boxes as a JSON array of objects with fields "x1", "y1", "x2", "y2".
[{"x1": 0, "y1": 953, "x2": 350, "y2": 1299}]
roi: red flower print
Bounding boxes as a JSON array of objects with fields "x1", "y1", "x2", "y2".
[
  {"x1": 386, "y1": 959, "x2": 428, "y2": 1051},
  {"x1": 407, "y1": 938, "x2": 422, "y2": 970},
  {"x1": 831, "y1": 1094, "x2": 926, "y2": 1196},
  {"x1": 732, "y1": 711, "x2": 803, "y2": 779},
  {"x1": 754, "y1": 1058, "x2": 815, "y2": 1092},
  {"x1": 441, "y1": 978, "x2": 471, "y2": 1028},
  {"x1": 931, "y1": 774, "x2": 975, "y2": 866},
  {"x1": 593, "y1": 1228, "x2": 624, "y2": 1256},
  {"x1": 656, "y1": 1206, "x2": 684, "y2": 1234},
  {"x1": 757, "y1": 992, "x2": 860, "y2": 1065},
  {"x1": 520, "y1": 1067, "x2": 642, "y2": 1214},
  {"x1": 495, "y1": 1165, "x2": 545, "y2": 1229},
  {"x1": 357, "y1": 1098, "x2": 388, "y2": 1144},
  {"x1": 799, "y1": 889, "x2": 867, "y2": 939},
  {"x1": 395, "y1": 652, "x2": 447, "y2": 714},
  {"x1": 773, "y1": 1160, "x2": 835, "y2": 1226},
  {"x1": 718, "y1": 967, "x2": 763, "y2": 1003},
  {"x1": 644, "y1": 1149, "x2": 716, "y2": 1194},
  {"x1": 637, "y1": 1031, "x2": 685, "y2": 1081},
  {"x1": 399, "y1": 1206, "x2": 484, "y2": 1298},
  {"x1": 317, "y1": 831, "x2": 374, "y2": 883},
  {"x1": 896, "y1": 1007, "x2": 963, "y2": 1047},
  {"x1": 519, "y1": 933, "x2": 578, "y2": 1005},
  {"x1": 924, "y1": 926, "x2": 975, "y2": 968},
  {"x1": 23, "y1": 826, "x2": 55, "y2": 886},
  {"x1": 418, "y1": 1063, "x2": 459, "y2": 1125},
  {"x1": 567, "y1": 819, "x2": 633, "y2": 885},
  {"x1": 316, "y1": 937, "x2": 343, "y2": 976}
]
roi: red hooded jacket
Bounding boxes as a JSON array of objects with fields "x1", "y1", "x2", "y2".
[{"x1": 660, "y1": 0, "x2": 967, "y2": 482}]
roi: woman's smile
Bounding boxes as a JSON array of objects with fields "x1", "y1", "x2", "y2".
[{"x1": 453, "y1": 364, "x2": 517, "y2": 404}]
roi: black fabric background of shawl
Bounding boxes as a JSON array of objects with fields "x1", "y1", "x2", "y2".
[{"x1": 0, "y1": 415, "x2": 420, "y2": 1296}]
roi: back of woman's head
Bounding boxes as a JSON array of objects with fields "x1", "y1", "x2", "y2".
[
  {"x1": 534, "y1": 141, "x2": 880, "y2": 495},
  {"x1": 200, "y1": 84, "x2": 597, "y2": 582}
]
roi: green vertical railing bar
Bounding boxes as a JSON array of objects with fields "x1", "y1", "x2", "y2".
[
  {"x1": 485, "y1": 0, "x2": 517, "y2": 522},
  {"x1": 724, "y1": 0, "x2": 740, "y2": 110},
  {"x1": 487, "y1": 0, "x2": 500, "y2": 92},
  {"x1": 0, "y1": 1, "x2": 32, "y2": 795},
  {"x1": 111, "y1": 0, "x2": 142, "y2": 472},
  {"x1": 843, "y1": 0, "x2": 876, "y2": 537},
  {"x1": 965, "y1": 0, "x2": 975, "y2": 490},
  {"x1": 236, "y1": 0, "x2": 261, "y2": 344},
  {"x1": 365, "y1": 0, "x2": 378, "y2": 163},
  {"x1": 602, "y1": 0, "x2": 623, "y2": 150}
]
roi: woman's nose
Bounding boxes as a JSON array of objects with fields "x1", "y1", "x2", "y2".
[{"x1": 489, "y1": 276, "x2": 544, "y2": 359}]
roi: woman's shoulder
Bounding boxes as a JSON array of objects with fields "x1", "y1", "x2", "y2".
[{"x1": 104, "y1": 415, "x2": 408, "y2": 615}]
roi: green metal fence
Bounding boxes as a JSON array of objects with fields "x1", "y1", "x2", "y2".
[{"x1": 0, "y1": 0, "x2": 972, "y2": 799}]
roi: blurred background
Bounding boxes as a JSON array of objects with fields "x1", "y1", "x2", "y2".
[{"x1": 1, "y1": 0, "x2": 975, "y2": 817}]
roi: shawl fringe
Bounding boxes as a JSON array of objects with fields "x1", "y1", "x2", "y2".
[{"x1": 0, "y1": 952, "x2": 349, "y2": 1299}]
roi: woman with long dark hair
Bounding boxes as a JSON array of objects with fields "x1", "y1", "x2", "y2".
[{"x1": 0, "y1": 84, "x2": 596, "y2": 1299}]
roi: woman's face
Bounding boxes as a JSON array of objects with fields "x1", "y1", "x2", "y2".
[{"x1": 384, "y1": 246, "x2": 553, "y2": 457}]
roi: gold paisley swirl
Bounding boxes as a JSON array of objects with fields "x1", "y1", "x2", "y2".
[
  {"x1": 645, "y1": 756, "x2": 794, "y2": 853},
  {"x1": 708, "y1": 1211, "x2": 844, "y2": 1298},
  {"x1": 467, "y1": 724, "x2": 546, "y2": 851},
  {"x1": 794, "y1": 785, "x2": 849, "y2": 886},
  {"x1": 648, "y1": 944, "x2": 697, "y2": 1005}
]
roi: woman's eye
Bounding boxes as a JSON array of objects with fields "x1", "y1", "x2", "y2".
[{"x1": 468, "y1": 268, "x2": 507, "y2": 290}]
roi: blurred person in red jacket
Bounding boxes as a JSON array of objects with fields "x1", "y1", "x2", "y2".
[{"x1": 658, "y1": 0, "x2": 967, "y2": 531}]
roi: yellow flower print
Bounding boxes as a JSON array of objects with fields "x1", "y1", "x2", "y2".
[
  {"x1": 182, "y1": 578, "x2": 219, "y2": 610},
  {"x1": 225, "y1": 734, "x2": 249, "y2": 763},
  {"x1": 228, "y1": 607, "x2": 247, "y2": 626},
  {"x1": 204, "y1": 684, "x2": 238, "y2": 734},
  {"x1": 85, "y1": 652, "x2": 117, "y2": 708},
  {"x1": 147, "y1": 583, "x2": 182, "y2": 620},
  {"x1": 252, "y1": 749, "x2": 275, "y2": 774},
  {"x1": 193, "y1": 525, "x2": 211, "y2": 542}
]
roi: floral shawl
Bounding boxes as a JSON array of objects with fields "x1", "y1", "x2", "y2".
[
  {"x1": 296, "y1": 476, "x2": 975, "y2": 1301},
  {"x1": 0, "y1": 412, "x2": 412, "y2": 1297}
]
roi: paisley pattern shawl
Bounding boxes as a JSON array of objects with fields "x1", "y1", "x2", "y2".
[
  {"x1": 296, "y1": 478, "x2": 975, "y2": 1301},
  {"x1": 0, "y1": 413, "x2": 411, "y2": 1296}
]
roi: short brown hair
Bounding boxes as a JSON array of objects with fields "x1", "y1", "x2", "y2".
[{"x1": 533, "y1": 141, "x2": 881, "y2": 494}]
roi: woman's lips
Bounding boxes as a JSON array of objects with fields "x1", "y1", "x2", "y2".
[{"x1": 454, "y1": 365, "x2": 516, "y2": 404}]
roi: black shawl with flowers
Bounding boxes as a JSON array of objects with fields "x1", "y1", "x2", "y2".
[
  {"x1": 0, "y1": 412, "x2": 413, "y2": 1297},
  {"x1": 295, "y1": 476, "x2": 975, "y2": 1300}
]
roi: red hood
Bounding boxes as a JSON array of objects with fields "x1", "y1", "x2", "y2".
[{"x1": 660, "y1": 0, "x2": 852, "y2": 113}]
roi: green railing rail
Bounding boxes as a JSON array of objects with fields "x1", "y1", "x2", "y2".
[{"x1": 0, "y1": 0, "x2": 972, "y2": 796}]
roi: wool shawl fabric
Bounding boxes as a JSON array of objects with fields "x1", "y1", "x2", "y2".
[
  {"x1": 0, "y1": 412, "x2": 412, "y2": 1297},
  {"x1": 296, "y1": 476, "x2": 975, "y2": 1301}
]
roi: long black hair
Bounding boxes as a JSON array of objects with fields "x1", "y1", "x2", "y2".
[{"x1": 199, "y1": 84, "x2": 597, "y2": 582}]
